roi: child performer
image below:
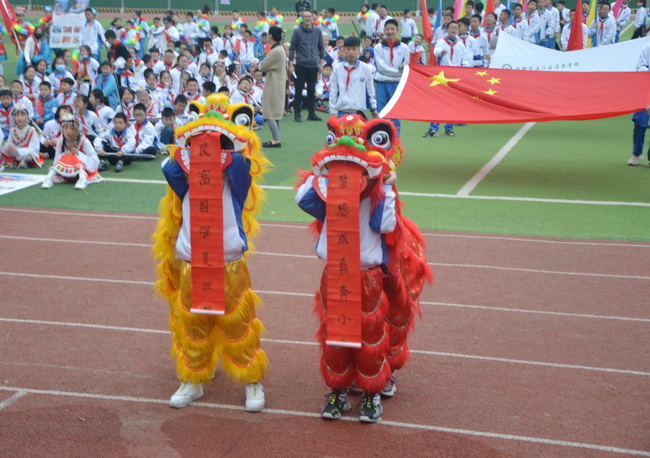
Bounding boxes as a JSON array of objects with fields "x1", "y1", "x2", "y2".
[
  {"x1": 295, "y1": 115, "x2": 431, "y2": 423},
  {"x1": 152, "y1": 94, "x2": 271, "y2": 412},
  {"x1": 1, "y1": 105, "x2": 42, "y2": 168},
  {"x1": 41, "y1": 113, "x2": 101, "y2": 190}
]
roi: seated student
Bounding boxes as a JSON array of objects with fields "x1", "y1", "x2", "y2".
[
  {"x1": 128, "y1": 103, "x2": 159, "y2": 157},
  {"x1": 225, "y1": 62, "x2": 241, "y2": 94},
  {"x1": 89, "y1": 89, "x2": 116, "y2": 130},
  {"x1": 155, "y1": 70, "x2": 176, "y2": 108},
  {"x1": 196, "y1": 63, "x2": 213, "y2": 87},
  {"x1": 119, "y1": 56, "x2": 142, "y2": 92},
  {"x1": 41, "y1": 113, "x2": 101, "y2": 190},
  {"x1": 315, "y1": 64, "x2": 332, "y2": 111},
  {"x1": 201, "y1": 81, "x2": 217, "y2": 99},
  {"x1": 252, "y1": 69, "x2": 265, "y2": 93},
  {"x1": 1, "y1": 104, "x2": 42, "y2": 168},
  {"x1": 33, "y1": 81, "x2": 58, "y2": 130},
  {"x1": 183, "y1": 77, "x2": 206, "y2": 104},
  {"x1": 34, "y1": 60, "x2": 49, "y2": 88},
  {"x1": 136, "y1": 85, "x2": 161, "y2": 120},
  {"x1": 408, "y1": 34, "x2": 427, "y2": 65},
  {"x1": 75, "y1": 45, "x2": 100, "y2": 97},
  {"x1": 94, "y1": 61, "x2": 120, "y2": 110},
  {"x1": 154, "y1": 106, "x2": 176, "y2": 155},
  {"x1": 48, "y1": 56, "x2": 73, "y2": 94},
  {"x1": 10, "y1": 80, "x2": 34, "y2": 119},
  {"x1": 229, "y1": 75, "x2": 264, "y2": 127},
  {"x1": 40, "y1": 104, "x2": 72, "y2": 159},
  {"x1": 143, "y1": 68, "x2": 159, "y2": 93},
  {"x1": 56, "y1": 77, "x2": 77, "y2": 108},
  {"x1": 172, "y1": 94, "x2": 189, "y2": 124},
  {"x1": 19, "y1": 66, "x2": 40, "y2": 105},
  {"x1": 75, "y1": 95, "x2": 104, "y2": 144},
  {"x1": 217, "y1": 85, "x2": 231, "y2": 95},
  {"x1": 116, "y1": 87, "x2": 137, "y2": 124},
  {"x1": 198, "y1": 38, "x2": 220, "y2": 67},
  {"x1": 149, "y1": 47, "x2": 161, "y2": 67},
  {"x1": 94, "y1": 112, "x2": 135, "y2": 173},
  {"x1": 0, "y1": 89, "x2": 15, "y2": 137},
  {"x1": 327, "y1": 36, "x2": 345, "y2": 64},
  {"x1": 218, "y1": 49, "x2": 232, "y2": 67}
]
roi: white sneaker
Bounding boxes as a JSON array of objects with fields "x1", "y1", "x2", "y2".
[
  {"x1": 74, "y1": 172, "x2": 88, "y2": 190},
  {"x1": 41, "y1": 176, "x2": 53, "y2": 189},
  {"x1": 628, "y1": 155, "x2": 641, "y2": 166},
  {"x1": 169, "y1": 382, "x2": 203, "y2": 408},
  {"x1": 18, "y1": 160, "x2": 27, "y2": 169},
  {"x1": 245, "y1": 383, "x2": 265, "y2": 412}
]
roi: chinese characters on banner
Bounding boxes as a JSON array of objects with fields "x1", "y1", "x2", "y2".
[
  {"x1": 189, "y1": 132, "x2": 226, "y2": 315},
  {"x1": 325, "y1": 162, "x2": 363, "y2": 348}
]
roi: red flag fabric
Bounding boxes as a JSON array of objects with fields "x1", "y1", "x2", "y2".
[
  {"x1": 379, "y1": 65, "x2": 650, "y2": 123},
  {"x1": 567, "y1": 1, "x2": 584, "y2": 50},
  {"x1": 420, "y1": 0, "x2": 436, "y2": 65},
  {"x1": 0, "y1": 0, "x2": 18, "y2": 45},
  {"x1": 483, "y1": 0, "x2": 495, "y2": 26}
]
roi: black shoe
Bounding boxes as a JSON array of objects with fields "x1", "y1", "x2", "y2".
[
  {"x1": 307, "y1": 114, "x2": 322, "y2": 121},
  {"x1": 321, "y1": 389, "x2": 351, "y2": 420},
  {"x1": 444, "y1": 130, "x2": 455, "y2": 137},
  {"x1": 98, "y1": 160, "x2": 109, "y2": 172},
  {"x1": 359, "y1": 392, "x2": 382, "y2": 423},
  {"x1": 115, "y1": 159, "x2": 124, "y2": 173},
  {"x1": 294, "y1": 115, "x2": 303, "y2": 123},
  {"x1": 421, "y1": 129, "x2": 438, "y2": 138}
]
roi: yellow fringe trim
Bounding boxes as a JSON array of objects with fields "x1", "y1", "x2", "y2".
[{"x1": 222, "y1": 348, "x2": 269, "y2": 384}]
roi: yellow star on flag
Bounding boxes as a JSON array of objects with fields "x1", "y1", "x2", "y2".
[
  {"x1": 429, "y1": 71, "x2": 461, "y2": 87},
  {"x1": 487, "y1": 77, "x2": 501, "y2": 85},
  {"x1": 475, "y1": 71, "x2": 488, "y2": 77},
  {"x1": 484, "y1": 88, "x2": 498, "y2": 96}
]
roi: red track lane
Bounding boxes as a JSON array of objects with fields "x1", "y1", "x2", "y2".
[{"x1": 1, "y1": 207, "x2": 649, "y2": 456}]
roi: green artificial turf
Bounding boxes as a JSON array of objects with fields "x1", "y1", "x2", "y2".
[{"x1": 2, "y1": 17, "x2": 649, "y2": 241}]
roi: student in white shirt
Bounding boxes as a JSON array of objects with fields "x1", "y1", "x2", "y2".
[
  {"x1": 365, "y1": 3, "x2": 382, "y2": 41},
  {"x1": 544, "y1": 0, "x2": 561, "y2": 48},
  {"x1": 497, "y1": 10, "x2": 517, "y2": 37},
  {"x1": 181, "y1": 12, "x2": 200, "y2": 46},
  {"x1": 198, "y1": 39, "x2": 220, "y2": 68},
  {"x1": 434, "y1": 13, "x2": 453, "y2": 42},
  {"x1": 400, "y1": 9, "x2": 418, "y2": 44},
  {"x1": 95, "y1": 112, "x2": 136, "y2": 172},
  {"x1": 632, "y1": 0, "x2": 647, "y2": 39},
  {"x1": 229, "y1": 76, "x2": 264, "y2": 126},
  {"x1": 457, "y1": 17, "x2": 477, "y2": 64},
  {"x1": 482, "y1": 12, "x2": 500, "y2": 55},
  {"x1": 150, "y1": 17, "x2": 167, "y2": 53},
  {"x1": 561, "y1": 9, "x2": 589, "y2": 49},
  {"x1": 90, "y1": 88, "x2": 116, "y2": 130},
  {"x1": 81, "y1": 8, "x2": 107, "y2": 61},
  {"x1": 408, "y1": 34, "x2": 427, "y2": 65},
  {"x1": 525, "y1": 0, "x2": 542, "y2": 44},
  {"x1": 469, "y1": 15, "x2": 490, "y2": 66},
  {"x1": 511, "y1": 4, "x2": 530, "y2": 40},
  {"x1": 129, "y1": 103, "x2": 159, "y2": 156},
  {"x1": 611, "y1": 0, "x2": 632, "y2": 42},
  {"x1": 538, "y1": 2, "x2": 553, "y2": 47},
  {"x1": 589, "y1": 2, "x2": 617, "y2": 46},
  {"x1": 429, "y1": 21, "x2": 471, "y2": 137},
  {"x1": 329, "y1": 36, "x2": 377, "y2": 117},
  {"x1": 170, "y1": 55, "x2": 191, "y2": 94}
]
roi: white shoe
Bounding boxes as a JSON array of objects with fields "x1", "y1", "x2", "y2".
[
  {"x1": 628, "y1": 155, "x2": 641, "y2": 166},
  {"x1": 18, "y1": 160, "x2": 27, "y2": 169},
  {"x1": 245, "y1": 383, "x2": 265, "y2": 412},
  {"x1": 41, "y1": 177, "x2": 53, "y2": 189},
  {"x1": 74, "y1": 173, "x2": 88, "y2": 190},
  {"x1": 169, "y1": 382, "x2": 203, "y2": 408}
]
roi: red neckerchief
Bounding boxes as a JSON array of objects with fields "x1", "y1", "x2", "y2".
[
  {"x1": 134, "y1": 121, "x2": 145, "y2": 143},
  {"x1": 513, "y1": 18, "x2": 523, "y2": 28},
  {"x1": 113, "y1": 129, "x2": 125, "y2": 149},
  {"x1": 238, "y1": 90, "x2": 251, "y2": 104},
  {"x1": 146, "y1": 101, "x2": 157, "y2": 117},
  {"x1": 599, "y1": 17, "x2": 605, "y2": 39},
  {"x1": 61, "y1": 92, "x2": 74, "y2": 105},
  {"x1": 470, "y1": 30, "x2": 481, "y2": 38},
  {"x1": 186, "y1": 92, "x2": 201, "y2": 101},
  {"x1": 444, "y1": 37, "x2": 457, "y2": 61},
  {"x1": 0, "y1": 104, "x2": 13, "y2": 126},
  {"x1": 37, "y1": 95, "x2": 53, "y2": 118},
  {"x1": 321, "y1": 75, "x2": 329, "y2": 91},
  {"x1": 122, "y1": 102, "x2": 134, "y2": 119},
  {"x1": 383, "y1": 39, "x2": 398, "y2": 65},
  {"x1": 34, "y1": 39, "x2": 40, "y2": 55},
  {"x1": 484, "y1": 27, "x2": 495, "y2": 42},
  {"x1": 342, "y1": 61, "x2": 357, "y2": 93}
]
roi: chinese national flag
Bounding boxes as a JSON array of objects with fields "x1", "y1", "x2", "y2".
[
  {"x1": 566, "y1": 0, "x2": 584, "y2": 51},
  {"x1": 379, "y1": 65, "x2": 650, "y2": 124}
]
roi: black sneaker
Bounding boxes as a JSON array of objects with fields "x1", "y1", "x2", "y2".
[
  {"x1": 98, "y1": 160, "x2": 109, "y2": 172},
  {"x1": 421, "y1": 129, "x2": 439, "y2": 138},
  {"x1": 115, "y1": 159, "x2": 124, "y2": 173},
  {"x1": 294, "y1": 115, "x2": 303, "y2": 123},
  {"x1": 321, "y1": 389, "x2": 351, "y2": 420},
  {"x1": 307, "y1": 114, "x2": 322, "y2": 121},
  {"x1": 444, "y1": 130, "x2": 455, "y2": 137},
  {"x1": 359, "y1": 392, "x2": 382, "y2": 423},
  {"x1": 381, "y1": 374, "x2": 397, "y2": 397}
]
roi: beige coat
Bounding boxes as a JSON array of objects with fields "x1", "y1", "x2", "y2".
[{"x1": 258, "y1": 44, "x2": 287, "y2": 121}]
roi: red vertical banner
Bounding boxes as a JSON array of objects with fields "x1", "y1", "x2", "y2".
[
  {"x1": 189, "y1": 132, "x2": 226, "y2": 315},
  {"x1": 325, "y1": 162, "x2": 363, "y2": 348}
]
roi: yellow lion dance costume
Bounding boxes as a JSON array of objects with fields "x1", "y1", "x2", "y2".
[{"x1": 152, "y1": 94, "x2": 271, "y2": 411}]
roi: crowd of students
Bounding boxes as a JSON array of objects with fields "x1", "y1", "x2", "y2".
[{"x1": 0, "y1": 3, "x2": 646, "y2": 183}]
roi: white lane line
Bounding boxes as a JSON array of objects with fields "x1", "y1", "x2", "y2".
[
  {"x1": 0, "y1": 390, "x2": 27, "y2": 411},
  {"x1": 428, "y1": 262, "x2": 650, "y2": 280},
  {"x1": 1, "y1": 271, "x2": 649, "y2": 322},
  {"x1": 398, "y1": 192, "x2": 650, "y2": 207},
  {"x1": 1, "y1": 207, "x2": 159, "y2": 220},
  {"x1": 1, "y1": 317, "x2": 648, "y2": 376},
  {"x1": 0, "y1": 235, "x2": 151, "y2": 248},
  {"x1": 425, "y1": 301, "x2": 650, "y2": 323},
  {"x1": 457, "y1": 122, "x2": 536, "y2": 197},
  {"x1": 0, "y1": 386, "x2": 647, "y2": 456}
]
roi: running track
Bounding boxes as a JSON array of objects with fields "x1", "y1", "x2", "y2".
[{"x1": 0, "y1": 207, "x2": 649, "y2": 456}]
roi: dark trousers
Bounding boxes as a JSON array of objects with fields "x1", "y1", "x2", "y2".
[
  {"x1": 40, "y1": 144, "x2": 56, "y2": 159},
  {"x1": 293, "y1": 64, "x2": 318, "y2": 117},
  {"x1": 102, "y1": 142, "x2": 132, "y2": 166},
  {"x1": 632, "y1": 27, "x2": 647, "y2": 39}
]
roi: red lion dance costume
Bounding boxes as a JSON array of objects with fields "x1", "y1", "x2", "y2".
[{"x1": 296, "y1": 114, "x2": 432, "y2": 423}]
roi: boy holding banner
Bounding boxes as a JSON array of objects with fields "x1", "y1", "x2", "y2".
[{"x1": 296, "y1": 115, "x2": 431, "y2": 423}]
